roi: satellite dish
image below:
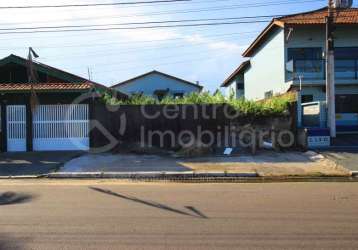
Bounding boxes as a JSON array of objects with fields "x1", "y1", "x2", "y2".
[{"x1": 334, "y1": 0, "x2": 353, "y2": 8}]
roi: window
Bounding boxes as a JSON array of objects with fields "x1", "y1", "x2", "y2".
[
  {"x1": 335, "y1": 47, "x2": 358, "y2": 59},
  {"x1": 301, "y1": 95, "x2": 313, "y2": 103},
  {"x1": 264, "y1": 90, "x2": 273, "y2": 99},
  {"x1": 173, "y1": 93, "x2": 184, "y2": 99},
  {"x1": 237, "y1": 83, "x2": 244, "y2": 90},
  {"x1": 335, "y1": 47, "x2": 358, "y2": 79},
  {"x1": 336, "y1": 95, "x2": 358, "y2": 113},
  {"x1": 287, "y1": 48, "x2": 322, "y2": 61},
  {"x1": 288, "y1": 48, "x2": 323, "y2": 73},
  {"x1": 154, "y1": 89, "x2": 169, "y2": 101}
]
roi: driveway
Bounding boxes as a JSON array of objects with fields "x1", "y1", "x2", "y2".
[
  {"x1": 0, "y1": 151, "x2": 83, "y2": 176},
  {"x1": 61, "y1": 154, "x2": 191, "y2": 172}
]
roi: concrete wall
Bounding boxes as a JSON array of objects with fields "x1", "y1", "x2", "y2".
[
  {"x1": 245, "y1": 28, "x2": 286, "y2": 100},
  {"x1": 286, "y1": 25, "x2": 358, "y2": 49},
  {"x1": 114, "y1": 72, "x2": 201, "y2": 97}
]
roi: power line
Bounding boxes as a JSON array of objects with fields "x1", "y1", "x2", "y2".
[
  {"x1": 38, "y1": 33, "x2": 251, "y2": 61},
  {"x1": 0, "y1": 15, "x2": 284, "y2": 31},
  {"x1": 2, "y1": 11, "x2": 355, "y2": 33},
  {"x1": 0, "y1": 0, "x2": 191, "y2": 9},
  {"x1": 2, "y1": 31, "x2": 258, "y2": 51},
  {"x1": 0, "y1": 24, "x2": 256, "y2": 41},
  {"x1": 7, "y1": 11, "x2": 355, "y2": 35},
  {"x1": 0, "y1": 20, "x2": 272, "y2": 35},
  {"x1": 0, "y1": 0, "x2": 324, "y2": 27}
]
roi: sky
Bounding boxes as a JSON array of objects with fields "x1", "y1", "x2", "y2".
[{"x1": 0, "y1": 0, "x2": 356, "y2": 92}]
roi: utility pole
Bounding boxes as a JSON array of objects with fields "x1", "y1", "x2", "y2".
[
  {"x1": 87, "y1": 67, "x2": 92, "y2": 81},
  {"x1": 27, "y1": 47, "x2": 40, "y2": 114},
  {"x1": 326, "y1": 0, "x2": 336, "y2": 137}
]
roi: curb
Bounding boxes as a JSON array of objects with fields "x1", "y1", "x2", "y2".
[
  {"x1": 0, "y1": 175, "x2": 45, "y2": 179},
  {"x1": 47, "y1": 171, "x2": 259, "y2": 179},
  {"x1": 1, "y1": 173, "x2": 356, "y2": 182}
]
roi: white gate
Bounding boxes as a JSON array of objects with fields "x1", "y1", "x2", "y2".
[
  {"x1": 33, "y1": 104, "x2": 89, "y2": 151},
  {"x1": 7, "y1": 105, "x2": 27, "y2": 152}
]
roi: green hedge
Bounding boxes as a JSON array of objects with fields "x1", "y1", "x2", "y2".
[{"x1": 102, "y1": 91, "x2": 295, "y2": 116}]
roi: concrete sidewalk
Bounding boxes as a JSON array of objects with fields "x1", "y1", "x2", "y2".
[
  {"x1": 0, "y1": 151, "x2": 83, "y2": 176},
  {"x1": 320, "y1": 151, "x2": 358, "y2": 177},
  {"x1": 57, "y1": 151, "x2": 351, "y2": 178}
]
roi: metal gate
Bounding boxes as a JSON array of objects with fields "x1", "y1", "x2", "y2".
[
  {"x1": 33, "y1": 104, "x2": 89, "y2": 151},
  {"x1": 7, "y1": 105, "x2": 27, "y2": 152}
]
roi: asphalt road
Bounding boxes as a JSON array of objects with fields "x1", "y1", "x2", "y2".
[{"x1": 0, "y1": 181, "x2": 358, "y2": 250}]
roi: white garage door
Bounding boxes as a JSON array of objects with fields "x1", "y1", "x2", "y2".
[{"x1": 33, "y1": 104, "x2": 89, "y2": 151}]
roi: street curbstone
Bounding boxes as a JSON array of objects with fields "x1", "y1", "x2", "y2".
[
  {"x1": 47, "y1": 171, "x2": 259, "y2": 179},
  {"x1": 0, "y1": 175, "x2": 45, "y2": 179}
]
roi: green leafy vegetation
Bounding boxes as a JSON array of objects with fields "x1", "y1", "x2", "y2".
[{"x1": 102, "y1": 91, "x2": 295, "y2": 116}]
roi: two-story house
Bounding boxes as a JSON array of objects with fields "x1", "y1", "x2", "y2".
[{"x1": 223, "y1": 7, "x2": 358, "y2": 132}]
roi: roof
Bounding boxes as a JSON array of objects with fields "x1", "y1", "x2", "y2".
[
  {"x1": 243, "y1": 7, "x2": 358, "y2": 57},
  {"x1": 221, "y1": 61, "x2": 250, "y2": 87},
  {"x1": 111, "y1": 70, "x2": 203, "y2": 90},
  {"x1": 0, "y1": 54, "x2": 128, "y2": 97},
  {"x1": 277, "y1": 7, "x2": 358, "y2": 25},
  {"x1": 0, "y1": 54, "x2": 91, "y2": 83},
  {"x1": 0, "y1": 82, "x2": 93, "y2": 92}
]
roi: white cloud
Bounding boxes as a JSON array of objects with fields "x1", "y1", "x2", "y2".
[
  {"x1": 0, "y1": 0, "x2": 179, "y2": 43},
  {"x1": 182, "y1": 33, "x2": 247, "y2": 53},
  {"x1": 0, "y1": 0, "x2": 250, "y2": 91}
]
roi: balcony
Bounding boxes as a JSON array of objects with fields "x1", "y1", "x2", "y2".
[{"x1": 287, "y1": 59, "x2": 358, "y2": 82}]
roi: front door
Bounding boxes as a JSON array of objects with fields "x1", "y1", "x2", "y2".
[{"x1": 6, "y1": 105, "x2": 27, "y2": 152}]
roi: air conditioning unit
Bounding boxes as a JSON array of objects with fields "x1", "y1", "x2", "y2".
[{"x1": 334, "y1": 0, "x2": 353, "y2": 8}]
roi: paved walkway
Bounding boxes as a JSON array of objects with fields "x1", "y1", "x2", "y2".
[
  {"x1": 321, "y1": 151, "x2": 358, "y2": 172},
  {"x1": 0, "y1": 152, "x2": 83, "y2": 176},
  {"x1": 60, "y1": 151, "x2": 350, "y2": 177},
  {"x1": 61, "y1": 154, "x2": 191, "y2": 172}
]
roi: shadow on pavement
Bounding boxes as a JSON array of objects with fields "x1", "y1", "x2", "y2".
[
  {"x1": 89, "y1": 187, "x2": 208, "y2": 219},
  {"x1": 0, "y1": 233, "x2": 26, "y2": 250},
  {"x1": 0, "y1": 192, "x2": 35, "y2": 206},
  {"x1": 0, "y1": 151, "x2": 83, "y2": 176},
  {"x1": 185, "y1": 206, "x2": 209, "y2": 219}
]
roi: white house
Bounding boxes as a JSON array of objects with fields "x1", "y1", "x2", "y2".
[{"x1": 111, "y1": 70, "x2": 203, "y2": 99}]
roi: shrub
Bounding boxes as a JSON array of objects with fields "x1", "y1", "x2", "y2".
[{"x1": 103, "y1": 91, "x2": 295, "y2": 116}]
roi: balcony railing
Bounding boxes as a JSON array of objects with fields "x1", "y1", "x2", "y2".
[{"x1": 287, "y1": 59, "x2": 358, "y2": 81}]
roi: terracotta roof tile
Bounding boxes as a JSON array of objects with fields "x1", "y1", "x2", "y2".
[
  {"x1": 0, "y1": 82, "x2": 93, "y2": 92},
  {"x1": 277, "y1": 7, "x2": 358, "y2": 25}
]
